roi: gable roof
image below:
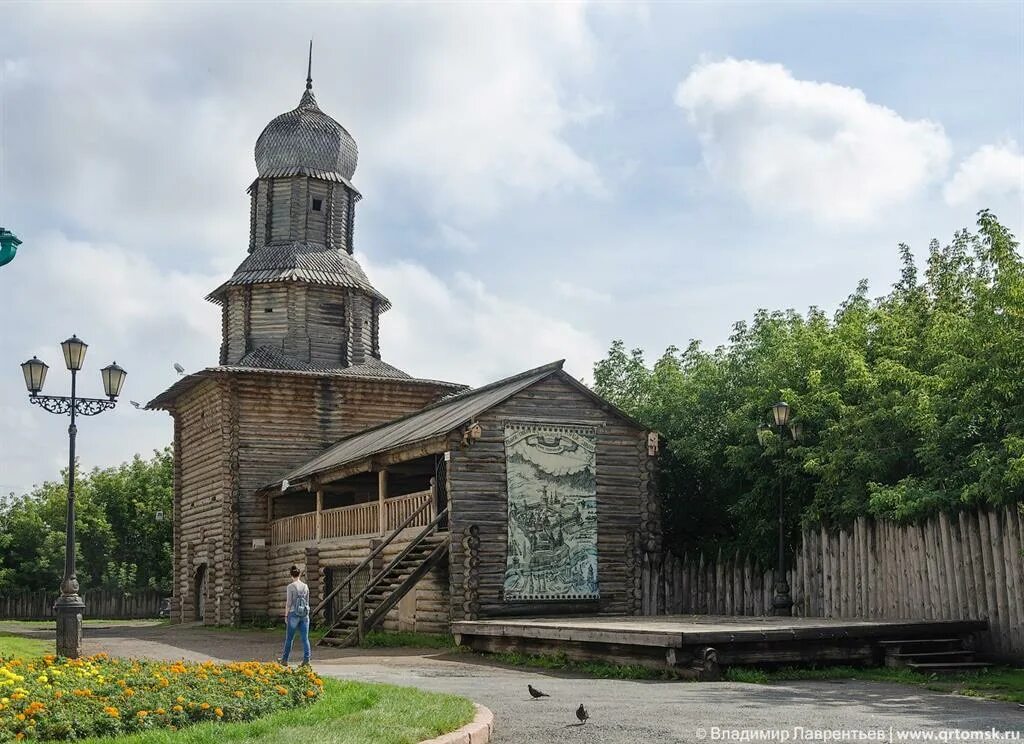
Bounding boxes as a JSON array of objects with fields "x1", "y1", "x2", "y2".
[{"x1": 275, "y1": 359, "x2": 646, "y2": 490}]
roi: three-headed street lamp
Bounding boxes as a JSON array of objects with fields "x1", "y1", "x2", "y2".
[
  {"x1": 20, "y1": 336, "x2": 126, "y2": 658},
  {"x1": 757, "y1": 401, "x2": 802, "y2": 617}
]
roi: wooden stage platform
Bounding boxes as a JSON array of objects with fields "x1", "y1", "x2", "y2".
[{"x1": 452, "y1": 615, "x2": 989, "y2": 678}]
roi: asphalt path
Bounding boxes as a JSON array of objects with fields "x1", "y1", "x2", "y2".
[{"x1": 14, "y1": 623, "x2": 1024, "y2": 744}]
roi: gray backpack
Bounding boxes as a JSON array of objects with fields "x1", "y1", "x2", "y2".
[{"x1": 294, "y1": 588, "x2": 310, "y2": 618}]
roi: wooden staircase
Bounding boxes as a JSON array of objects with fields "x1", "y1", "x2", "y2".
[
  {"x1": 313, "y1": 500, "x2": 449, "y2": 648},
  {"x1": 880, "y1": 637, "x2": 989, "y2": 673}
]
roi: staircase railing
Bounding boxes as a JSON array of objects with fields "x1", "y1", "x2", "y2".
[
  {"x1": 311, "y1": 496, "x2": 437, "y2": 618},
  {"x1": 316, "y1": 505, "x2": 449, "y2": 641}
]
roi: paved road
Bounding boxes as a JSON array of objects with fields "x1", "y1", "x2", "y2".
[{"x1": 20, "y1": 625, "x2": 1024, "y2": 744}]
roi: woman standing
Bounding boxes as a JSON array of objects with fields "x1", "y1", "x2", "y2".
[{"x1": 279, "y1": 564, "x2": 311, "y2": 666}]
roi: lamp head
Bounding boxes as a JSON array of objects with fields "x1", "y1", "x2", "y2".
[
  {"x1": 771, "y1": 401, "x2": 791, "y2": 428},
  {"x1": 21, "y1": 356, "x2": 48, "y2": 396},
  {"x1": 61, "y1": 335, "x2": 88, "y2": 371},
  {"x1": 101, "y1": 362, "x2": 127, "y2": 400}
]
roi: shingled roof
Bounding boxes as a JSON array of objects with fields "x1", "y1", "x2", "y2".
[
  {"x1": 146, "y1": 359, "x2": 463, "y2": 411},
  {"x1": 255, "y1": 86, "x2": 358, "y2": 182},
  {"x1": 277, "y1": 360, "x2": 567, "y2": 487},
  {"x1": 205, "y1": 241, "x2": 390, "y2": 308}
]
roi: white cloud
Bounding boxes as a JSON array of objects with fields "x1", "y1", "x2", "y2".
[
  {"x1": 943, "y1": 141, "x2": 1024, "y2": 206},
  {"x1": 675, "y1": 58, "x2": 951, "y2": 224},
  {"x1": 1, "y1": 231, "x2": 221, "y2": 494},
  {"x1": 553, "y1": 280, "x2": 611, "y2": 304},
  {"x1": 371, "y1": 3, "x2": 606, "y2": 222},
  {"x1": 361, "y1": 255, "x2": 603, "y2": 386}
]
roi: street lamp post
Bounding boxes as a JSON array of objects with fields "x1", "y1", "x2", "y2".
[
  {"x1": 21, "y1": 337, "x2": 126, "y2": 658},
  {"x1": 759, "y1": 401, "x2": 801, "y2": 617}
]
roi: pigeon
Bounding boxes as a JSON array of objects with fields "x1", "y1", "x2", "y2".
[
  {"x1": 173, "y1": 363, "x2": 186, "y2": 375},
  {"x1": 527, "y1": 684, "x2": 549, "y2": 699},
  {"x1": 130, "y1": 401, "x2": 142, "y2": 409},
  {"x1": 576, "y1": 703, "x2": 589, "y2": 724}
]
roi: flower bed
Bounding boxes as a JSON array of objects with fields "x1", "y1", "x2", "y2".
[{"x1": 0, "y1": 654, "x2": 323, "y2": 741}]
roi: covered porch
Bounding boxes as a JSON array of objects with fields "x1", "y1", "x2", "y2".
[{"x1": 268, "y1": 449, "x2": 448, "y2": 547}]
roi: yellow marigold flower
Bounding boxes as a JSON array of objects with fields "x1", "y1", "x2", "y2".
[
  {"x1": 36, "y1": 675, "x2": 48, "y2": 683},
  {"x1": 137, "y1": 710, "x2": 149, "y2": 718},
  {"x1": 276, "y1": 686, "x2": 288, "y2": 695},
  {"x1": 172, "y1": 705, "x2": 183, "y2": 712},
  {"x1": 215, "y1": 707, "x2": 223, "y2": 717},
  {"x1": 156, "y1": 707, "x2": 166, "y2": 715},
  {"x1": 234, "y1": 690, "x2": 244, "y2": 697},
  {"x1": 15, "y1": 733, "x2": 25, "y2": 741},
  {"x1": 16, "y1": 713, "x2": 25, "y2": 721},
  {"x1": 200, "y1": 702, "x2": 210, "y2": 710},
  {"x1": 305, "y1": 689, "x2": 316, "y2": 697},
  {"x1": 124, "y1": 688, "x2": 135, "y2": 697},
  {"x1": 176, "y1": 696, "x2": 185, "y2": 703},
  {"x1": 104, "y1": 706, "x2": 120, "y2": 718}
]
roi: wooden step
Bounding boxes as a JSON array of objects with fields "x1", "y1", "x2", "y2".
[
  {"x1": 877, "y1": 638, "x2": 962, "y2": 647},
  {"x1": 888, "y1": 651, "x2": 974, "y2": 660}
]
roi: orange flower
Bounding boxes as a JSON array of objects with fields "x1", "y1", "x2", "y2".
[
  {"x1": 155, "y1": 708, "x2": 166, "y2": 715},
  {"x1": 176, "y1": 696, "x2": 185, "y2": 703},
  {"x1": 200, "y1": 702, "x2": 210, "y2": 710},
  {"x1": 137, "y1": 710, "x2": 148, "y2": 718},
  {"x1": 305, "y1": 689, "x2": 316, "y2": 697},
  {"x1": 215, "y1": 707, "x2": 223, "y2": 717},
  {"x1": 172, "y1": 705, "x2": 183, "y2": 712},
  {"x1": 276, "y1": 686, "x2": 288, "y2": 695},
  {"x1": 104, "y1": 706, "x2": 119, "y2": 718}
]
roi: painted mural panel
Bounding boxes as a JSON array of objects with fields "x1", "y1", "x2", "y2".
[{"x1": 503, "y1": 422, "x2": 598, "y2": 601}]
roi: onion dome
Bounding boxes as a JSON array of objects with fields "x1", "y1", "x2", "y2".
[{"x1": 254, "y1": 57, "x2": 358, "y2": 182}]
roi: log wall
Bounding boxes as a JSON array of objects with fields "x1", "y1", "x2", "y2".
[
  {"x1": 232, "y1": 374, "x2": 458, "y2": 622},
  {"x1": 0, "y1": 589, "x2": 167, "y2": 620},
  {"x1": 642, "y1": 505, "x2": 1024, "y2": 660},
  {"x1": 172, "y1": 379, "x2": 231, "y2": 625},
  {"x1": 268, "y1": 526, "x2": 449, "y2": 634},
  {"x1": 448, "y1": 374, "x2": 657, "y2": 622}
]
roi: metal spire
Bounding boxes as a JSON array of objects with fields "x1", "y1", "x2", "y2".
[{"x1": 306, "y1": 39, "x2": 313, "y2": 91}]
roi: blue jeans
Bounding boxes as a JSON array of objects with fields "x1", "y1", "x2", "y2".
[{"x1": 282, "y1": 612, "x2": 310, "y2": 663}]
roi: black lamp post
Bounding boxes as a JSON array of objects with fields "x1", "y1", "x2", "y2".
[
  {"x1": 21, "y1": 336, "x2": 126, "y2": 658},
  {"x1": 758, "y1": 401, "x2": 801, "y2": 617}
]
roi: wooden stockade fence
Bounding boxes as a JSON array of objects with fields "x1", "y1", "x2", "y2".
[
  {"x1": 0, "y1": 588, "x2": 167, "y2": 621},
  {"x1": 642, "y1": 505, "x2": 1024, "y2": 660}
]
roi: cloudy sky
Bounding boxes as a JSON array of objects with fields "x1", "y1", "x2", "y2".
[{"x1": 1, "y1": 1, "x2": 1021, "y2": 495}]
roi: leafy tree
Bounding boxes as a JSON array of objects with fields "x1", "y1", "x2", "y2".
[
  {"x1": 0, "y1": 449, "x2": 172, "y2": 594},
  {"x1": 594, "y1": 212, "x2": 1024, "y2": 562}
]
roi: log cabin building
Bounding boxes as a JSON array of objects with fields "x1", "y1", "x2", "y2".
[{"x1": 149, "y1": 64, "x2": 660, "y2": 640}]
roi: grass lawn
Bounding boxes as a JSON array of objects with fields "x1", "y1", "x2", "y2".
[
  {"x1": 74, "y1": 679, "x2": 474, "y2": 744},
  {"x1": 726, "y1": 665, "x2": 1024, "y2": 704},
  {"x1": 481, "y1": 650, "x2": 676, "y2": 680},
  {"x1": 200, "y1": 625, "x2": 456, "y2": 649},
  {"x1": 359, "y1": 631, "x2": 457, "y2": 650},
  {"x1": 0, "y1": 619, "x2": 169, "y2": 630},
  {"x1": 0, "y1": 631, "x2": 50, "y2": 658}
]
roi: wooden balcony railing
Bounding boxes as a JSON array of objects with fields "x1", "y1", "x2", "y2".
[
  {"x1": 383, "y1": 489, "x2": 434, "y2": 532},
  {"x1": 271, "y1": 489, "x2": 437, "y2": 547},
  {"x1": 270, "y1": 511, "x2": 316, "y2": 547},
  {"x1": 322, "y1": 501, "x2": 378, "y2": 540}
]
